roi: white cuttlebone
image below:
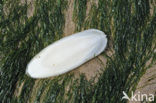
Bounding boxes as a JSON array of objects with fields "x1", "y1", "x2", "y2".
[{"x1": 26, "y1": 29, "x2": 107, "y2": 78}]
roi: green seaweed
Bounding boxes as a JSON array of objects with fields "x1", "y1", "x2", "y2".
[
  {"x1": 73, "y1": 0, "x2": 87, "y2": 31},
  {"x1": 0, "y1": 0, "x2": 156, "y2": 103},
  {"x1": 0, "y1": 0, "x2": 67, "y2": 102}
]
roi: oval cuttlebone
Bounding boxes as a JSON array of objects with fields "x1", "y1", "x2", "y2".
[{"x1": 26, "y1": 29, "x2": 108, "y2": 78}]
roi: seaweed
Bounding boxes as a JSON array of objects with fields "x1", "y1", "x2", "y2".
[
  {"x1": 73, "y1": 0, "x2": 87, "y2": 31},
  {"x1": 0, "y1": 0, "x2": 67, "y2": 102},
  {"x1": 0, "y1": 0, "x2": 156, "y2": 103}
]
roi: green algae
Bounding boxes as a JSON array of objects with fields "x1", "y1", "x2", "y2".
[
  {"x1": 0, "y1": 0, "x2": 67, "y2": 102},
  {"x1": 73, "y1": 0, "x2": 87, "y2": 31},
  {"x1": 0, "y1": 0, "x2": 156, "y2": 103}
]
